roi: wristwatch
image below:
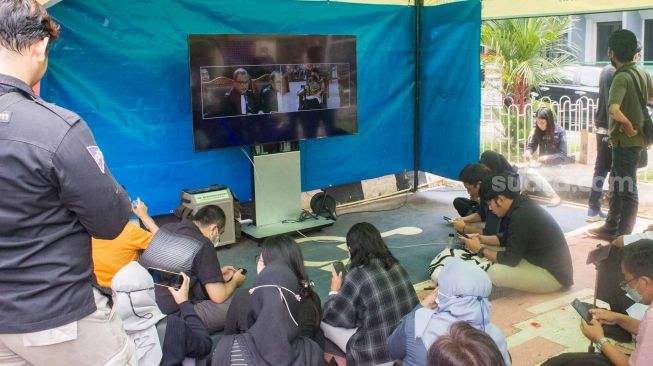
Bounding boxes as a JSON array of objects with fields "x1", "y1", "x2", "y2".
[
  {"x1": 477, "y1": 247, "x2": 485, "y2": 257},
  {"x1": 595, "y1": 337, "x2": 609, "y2": 353}
]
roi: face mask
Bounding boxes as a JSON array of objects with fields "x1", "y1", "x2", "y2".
[{"x1": 624, "y1": 285, "x2": 644, "y2": 304}]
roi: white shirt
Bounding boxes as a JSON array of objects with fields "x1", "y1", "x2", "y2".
[{"x1": 240, "y1": 95, "x2": 247, "y2": 115}]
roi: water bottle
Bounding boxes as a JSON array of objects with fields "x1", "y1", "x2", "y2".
[{"x1": 448, "y1": 233, "x2": 456, "y2": 249}]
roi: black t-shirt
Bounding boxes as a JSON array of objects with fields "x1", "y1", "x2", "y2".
[
  {"x1": 140, "y1": 220, "x2": 223, "y2": 314},
  {"x1": 496, "y1": 196, "x2": 574, "y2": 287}
]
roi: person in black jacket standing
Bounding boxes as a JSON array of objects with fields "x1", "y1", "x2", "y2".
[{"x1": 0, "y1": 1, "x2": 134, "y2": 363}]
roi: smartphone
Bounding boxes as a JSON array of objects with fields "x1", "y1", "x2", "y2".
[
  {"x1": 147, "y1": 267, "x2": 183, "y2": 289},
  {"x1": 238, "y1": 268, "x2": 248, "y2": 275},
  {"x1": 332, "y1": 261, "x2": 348, "y2": 278},
  {"x1": 571, "y1": 298, "x2": 593, "y2": 323},
  {"x1": 443, "y1": 216, "x2": 452, "y2": 222}
]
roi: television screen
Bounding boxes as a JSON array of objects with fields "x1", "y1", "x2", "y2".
[{"x1": 188, "y1": 34, "x2": 358, "y2": 151}]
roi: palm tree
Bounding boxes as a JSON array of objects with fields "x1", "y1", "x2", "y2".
[{"x1": 481, "y1": 17, "x2": 576, "y2": 113}]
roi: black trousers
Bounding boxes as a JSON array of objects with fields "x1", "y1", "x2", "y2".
[
  {"x1": 453, "y1": 197, "x2": 478, "y2": 217},
  {"x1": 605, "y1": 146, "x2": 642, "y2": 235},
  {"x1": 588, "y1": 134, "x2": 612, "y2": 211}
]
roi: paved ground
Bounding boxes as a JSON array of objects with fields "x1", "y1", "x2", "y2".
[
  {"x1": 534, "y1": 162, "x2": 653, "y2": 218},
  {"x1": 211, "y1": 185, "x2": 651, "y2": 365}
]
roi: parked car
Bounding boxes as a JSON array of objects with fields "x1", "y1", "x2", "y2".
[{"x1": 536, "y1": 65, "x2": 602, "y2": 103}]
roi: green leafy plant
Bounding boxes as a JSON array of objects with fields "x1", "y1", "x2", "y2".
[{"x1": 482, "y1": 17, "x2": 576, "y2": 113}]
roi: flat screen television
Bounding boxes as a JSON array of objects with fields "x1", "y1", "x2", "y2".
[{"x1": 188, "y1": 34, "x2": 358, "y2": 151}]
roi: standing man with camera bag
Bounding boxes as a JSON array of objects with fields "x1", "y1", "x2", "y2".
[{"x1": 589, "y1": 30, "x2": 653, "y2": 241}]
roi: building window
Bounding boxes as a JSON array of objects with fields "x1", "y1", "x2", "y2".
[
  {"x1": 597, "y1": 21, "x2": 622, "y2": 62},
  {"x1": 645, "y1": 19, "x2": 653, "y2": 62}
]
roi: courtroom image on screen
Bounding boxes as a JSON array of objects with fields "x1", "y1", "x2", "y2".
[
  {"x1": 188, "y1": 34, "x2": 358, "y2": 151},
  {"x1": 201, "y1": 63, "x2": 351, "y2": 118}
]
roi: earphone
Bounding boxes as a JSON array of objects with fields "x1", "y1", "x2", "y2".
[{"x1": 249, "y1": 285, "x2": 302, "y2": 326}]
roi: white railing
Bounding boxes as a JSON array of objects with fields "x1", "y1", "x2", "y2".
[{"x1": 480, "y1": 88, "x2": 652, "y2": 182}]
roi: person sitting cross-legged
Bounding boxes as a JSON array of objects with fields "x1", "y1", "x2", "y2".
[
  {"x1": 458, "y1": 172, "x2": 574, "y2": 293},
  {"x1": 450, "y1": 163, "x2": 503, "y2": 236},
  {"x1": 321, "y1": 222, "x2": 418, "y2": 366},
  {"x1": 212, "y1": 236, "x2": 325, "y2": 366}
]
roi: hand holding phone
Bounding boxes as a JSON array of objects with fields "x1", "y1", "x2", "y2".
[
  {"x1": 571, "y1": 298, "x2": 593, "y2": 323},
  {"x1": 332, "y1": 261, "x2": 347, "y2": 278},
  {"x1": 148, "y1": 267, "x2": 183, "y2": 289},
  {"x1": 168, "y1": 272, "x2": 190, "y2": 304}
]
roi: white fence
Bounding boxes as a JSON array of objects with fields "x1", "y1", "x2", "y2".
[{"x1": 480, "y1": 87, "x2": 652, "y2": 182}]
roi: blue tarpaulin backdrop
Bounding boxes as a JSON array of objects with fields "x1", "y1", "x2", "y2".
[
  {"x1": 419, "y1": 1, "x2": 481, "y2": 178},
  {"x1": 42, "y1": 0, "x2": 480, "y2": 215}
]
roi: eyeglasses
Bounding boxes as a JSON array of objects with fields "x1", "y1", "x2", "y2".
[{"x1": 619, "y1": 276, "x2": 640, "y2": 290}]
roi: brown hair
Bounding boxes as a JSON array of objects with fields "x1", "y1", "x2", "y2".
[
  {"x1": 427, "y1": 321, "x2": 505, "y2": 366},
  {"x1": 0, "y1": 0, "x2": 59, "y2": 53}
]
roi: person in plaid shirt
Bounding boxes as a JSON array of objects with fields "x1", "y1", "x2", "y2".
[{"x1": 321, "y1": 222, "x2": 418, "y2": 365}]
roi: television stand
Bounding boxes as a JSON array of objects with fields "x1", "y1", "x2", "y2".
[{"x1": 241, "y1": 146, "x2": 334, "y2": 241}]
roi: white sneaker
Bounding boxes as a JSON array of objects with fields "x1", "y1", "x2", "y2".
[{"x1": 586, "y1": 209, "x2": 607, "y2": 222}]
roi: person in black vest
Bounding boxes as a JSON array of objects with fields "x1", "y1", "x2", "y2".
[{"x1": 139, "y1": 205, "x2": 246, "y2": 333}]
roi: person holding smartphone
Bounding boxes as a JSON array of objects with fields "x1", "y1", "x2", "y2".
[
  {"x1": 388, "y1": 258, "x2": 510, "y2": 366},
  {"x1": 449, "y1": 163, "x2": 502, "y2": 236},
  {"x1": 112, "y1": 262, "x2": 212, "y2": 365},
  {"x1": 543, "y1": 240, "x2": 653, "y2": 366},
  {"x1": 223, "y1": 235, "x2": 324, "y2": 346},
  {"x1": 139, "y1": 205, "x2": 246, "y2": 333},
  {"x1": 321, "y1": 222, "x2": 418, "y2": 366},
  {"x1": 214, "y1": 235, "x2": 324, "y2": 366},
  {"x1": 92, "y1": 197, "x2": 159, "y2": 290}
]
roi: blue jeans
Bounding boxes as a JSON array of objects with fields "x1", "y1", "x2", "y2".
[{"x1": 605, "y1": 146, "x2": 642, "y2": 235}]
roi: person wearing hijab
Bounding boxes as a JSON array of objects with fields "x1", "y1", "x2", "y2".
[
  {"x1": 387, "y1": 257, "x2": 510, "y2": 366},
  {"x1": 212, "y1": 253, "x2": 325, "y2": 365},
  {"x1": 112, "y1": 262, "x2": 212, "y2": 366},
  {"x1": 223, "y1": 235, "x2": 324, "y2": 347}
]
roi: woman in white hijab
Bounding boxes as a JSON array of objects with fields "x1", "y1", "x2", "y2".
[
  {"x1": 112, "y1": 261, "x2": 212, "y2": 366},
  {"x1": 387, "y1": 257, "x2": 511, "y2": 366}
]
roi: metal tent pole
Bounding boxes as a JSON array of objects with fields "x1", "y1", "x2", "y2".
[{"x1": 413, "y1": 0, "x2": 422, "y2": 192}]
